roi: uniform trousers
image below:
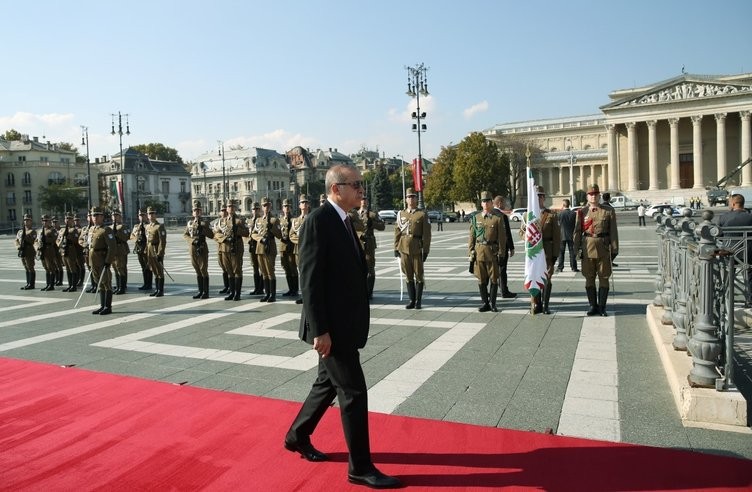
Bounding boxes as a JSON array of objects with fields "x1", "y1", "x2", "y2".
[
  {"x1": 89, "y1": 252, "x2": 112, "y2": 293},
  {"x1": 582, "y1": 255, "x2": 612, "y2": 288},
  {"x1": 399, "y1": 253, "x2": 424, "y2": 283},
  {"x1": 474, "y1": 258, "x2": 499, "y2": 285},
  {"x1": 258, "y1": 253, "x2": 276, "y2": 279}
]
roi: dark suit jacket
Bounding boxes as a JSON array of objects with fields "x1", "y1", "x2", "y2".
[
  {"x1": 298, "y1": 201, "x2": 369, "y2": 352},
  {"x1": 559, "y1": 208, "x2": 576, "y2": 241},
  {"x1": 718, "y1": 209, "x2": 752, "y2": 227},
  {"x1": 492, "y1": 208, "x2": 515, "y2": 256}
]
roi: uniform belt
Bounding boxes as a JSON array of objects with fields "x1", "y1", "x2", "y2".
[
  {"x1": 583, "y1": 233, "x2": 608, "y2": 238},
  {"x1": 476, "y1": 240, "x2": 497, "y2": 246},
  {"x1": 407, "y1": 234, "x2": 422, "y2": 239},
  {"x1": 93, "y1": 248, "x2": 106, "y2": 252}
]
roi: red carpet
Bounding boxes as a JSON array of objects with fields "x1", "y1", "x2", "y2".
[{"x1": 0, "y1": 357, "x2": 750, "y2": 491}]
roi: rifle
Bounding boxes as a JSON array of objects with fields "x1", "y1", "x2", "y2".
[
  {"x1": 17, "y1": 226, "x2": 25, "y2": 257},
  {"x1": 36, "y1": 228, "x2": 46, "y2": 260},
  {"x1": 60, "y1": 225, "x2": 69, "y2": 256},
  {"x1": 136, "y1": 222, "x2": 147, "y2": 254}
]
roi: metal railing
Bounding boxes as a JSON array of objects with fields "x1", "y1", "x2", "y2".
[{"x1": 653, "y1": 208, "x2": 750, "y2": 391}]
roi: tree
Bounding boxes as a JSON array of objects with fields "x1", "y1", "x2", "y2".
[
  {"x1": 142, "y1": 198, "x2": 166, "y2": 215},
  {"x1": 3, "y1": 129, "x2": 23, "y2": 141},
  {"x1": 38, "y1": 184, "x2": 88, "y2": 215},
  {"x1": 483, "y1": 136, "x2": 545, "y2": 208},
  {"x1": 423, "y1": 145, "x2": 456, "y2": 209},
  {"x1": 131, "y1": 143, "x2": 183, "y2": 164},
  {"x1": 451, "y1": 132, "x2": 509, "y2": 208},
  {"x1": 371, "y1": 165, "x2": 393, "y2": 211}
]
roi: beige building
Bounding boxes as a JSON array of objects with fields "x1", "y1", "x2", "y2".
[{"x1": 484, "y1": 72, "x2": 752, "y2": 205}]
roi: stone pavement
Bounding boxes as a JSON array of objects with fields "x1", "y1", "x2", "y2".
[{"x1": 0, "y1": 219, "x2": 750, "y2": 461}]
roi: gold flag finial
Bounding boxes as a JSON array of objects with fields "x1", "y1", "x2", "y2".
[{"x1": 525, "y1": 144, "x2": 531, "y2": 166}]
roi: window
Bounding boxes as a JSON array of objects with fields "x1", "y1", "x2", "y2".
[
  {"x1": 181, "y1": 201, "x2": 187, "y2": 213},
  {"x1": 180, "y1": 181, "x2": 186, "y2": 193},
  {"x1": 22, "y1": 172, "x2": 31, "y2": 186},
  {"x1": 232, "y1": 181, "x2": 238, "y2": 192},
  {"x1": 137, "y1": 177, "x2": 145, "y2": 193},
  {"x1": 17, "y1": 156, "x2": 26, "y2": 162},
  {"x1": 48, "y1": 172, "x2": 65, "y2": 185},
  {"x1": 6, "y1": 192, "x2": 16, "y2": 206},
  {"x1": 40, "y1": 156, "x2": 49, "y2": 162},
  {"x1": 73, "y1": 174, "x2": 88, "y2": 186},
  {"x1": 6, "y1": 173, "x2": 15, "y2": 186},
  {"x1": 23, "y1": 190, "x2": 32, "y2": 204},
  {"x1": 61, "y1": 157, "x2": 70, "y2": 164},
  {"x1": 161, "y1": 181, "x2": 170, "y2": 194},
  {"x1": 8, "y1": 209, "x2": 16, "y2": 222},
  {"x1": 163, "y1": 201, "x2": 170, "y2": 213}
]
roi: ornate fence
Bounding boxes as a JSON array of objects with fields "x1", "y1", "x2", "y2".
[{"x1": 653, "y1": 209, "x2": 750, "y2": 391}]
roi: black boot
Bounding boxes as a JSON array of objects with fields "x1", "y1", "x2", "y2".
[
  {"x1": 598, "y1": 287, "x2": 610, "y2": 317},
  {"x1": 219, "y1": 272, "x2": 230, "y2": 294},
  {"x1": 78, "y1": 268, "x2": 85, "y2": 286},
  {"x1": 100, "y1": 291, "x2": 113, "y2": 315},
  {"x1": 42, "y1": 272, "x2": 54, "y2": 291},
  {"x1": 150, "y1": 278, "x2": 164, "y2": 297},
  {"x1": 290, "y1": 275, "x2": 299, "y2": 298},
  {"x1": 27, "y1": 271, "x2": 36, "y2": 290},
  {"x1": 267, "y1": 278, "x2": 276, "y2": 303},
  {"x1": 69, "y1": 273, "x2": 77, "y2": 292},
  {"x1": 260, "y1": 279, "x2": 271, "y2": 302},
  {"x1": 542, "y1": 282, "x2": 552, "y2": 315},
  {"x1": 367, "y1": 274, "x2": 375, "y2": 300},
  {"x1": 405, "y1": 281, "x2": 416, "y2": 309},
  {"x1": 415, "y1": 282, "x2": 423, "y2": 309},
  {"x1": 138, "y1": 269, "x2": 150, "y2": 290},
  {"x1": 56, "y1": 269, "x2": 63, "y2": 286},
  {"x1": 251, "y1": 273, "x2": 264, "y2": 295},
  {"x1": 283, "y1": 275, "x2": 294, "y2": 296},
  {"x1": 193, "y1": 275, "x2": 203, "y2": 299},
  {"x1": 40, "y1": 272, "x2": 48, "y2": 291},
  {"x1": 62, "y1": 272, "x2": 72, "y2": 292},
  {"x1": 233, "y1": 277, "x2": 242, "y2": 301},
  {"x1": 21, "y1": 271, "x2": 30, "y2": 290},
  {"x1": 201, "y1": 277, "x2": 210, "y2": 299},
  {"x1": 533, "y1": 294, "x2": 543, "y2": 314},
  {"x1": 478, "y1": 283, "x2": 491, "y2": 312},
  {"x1": 490, "y1": 283, "x2": 499, "y2": 312},
  {"x1": 114, "y1": 273, "x2": 121, "y2": 294},
  {"x1": 586, "y1": 287, "x2": 599, "y2": 316},
  {"x1": 224, "y1": 276, "x2": 236, "y2": 301},
  {"x1": 92, "y1": 291, "x2": 105, "y2": 315},
  {"x1": 145, "y1": 270, "x2": 153, "y2": 290},
  {"x1": 118, "y1": 273, "x2": 127, "y2": 295},
  {"x1": 86, "y1": 273, "x2": 96, "y2": 293}
]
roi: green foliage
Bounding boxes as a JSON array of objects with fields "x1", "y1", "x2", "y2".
[
  {"x1": 423, "y1": 146, "x2": 456, "y2": 208},
  {"x1": 132, "y1": 143, "x2": 183, "y2": 164},
  {"x1": 142, "y1": 198, "x2": 166, "y2": 215},
  {"x1": 451, "y1": 132, "x2": 509, "y2": 206},
  {"x1": 2, "y1": 129, "x2": 23, "y2": 141},
  {"x1": 57, "y1": 142, "x2": 78, "y2": 153},
  {"x1": 371, "y1": 165, "x2": 393, "y2": 211},
  {"x1": 574, "y1": 189, "x2": 587, "y2": 206},
  {"x1": 388, "y1": 165, "x2": 414, "y2": 209},
  {"x1": 38, "y1": 184, "x2": 88, "y2": 215}
]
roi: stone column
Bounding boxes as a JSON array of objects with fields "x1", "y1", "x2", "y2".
[
  {"x1": 601, "y1": 164, "x2": 607, "y2": 190},
  {"x1": 647, "y1": 120, "x2": 658, "y2": 190},
  {"x1": 626, "y1": 122, "x2": 638, "y2": 191},
  {"x1": 691, "y1": 115, "x2": 704, "y2": 189},
  {"x1": 558, "y1": 166, "x2": 564, "y2": 196},
  {"x1": 579, "y1": 164, "x2": 585, "y2": 191},
  {"x1": 669, "y1": 118, "x2": 680, "y2": 189},
  {"x1": 548, "y1": 167, "x2": 555, "y2": 195},
  {"x1": 715, "y1": 113, "x2": 727, "y2": 182},
  {"x1": 742, "y1": 111, "x2": 752, "y2": 186},
  {"x1": 606, "y1": 124, "x2": 617, "y2": 191}
]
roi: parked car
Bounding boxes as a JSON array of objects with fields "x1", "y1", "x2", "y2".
[
  {"x1": 645, "y1": 204, "x2": 681, "y2": 217},
  {"x1": 427, "y1": 210, "x2": 443, "y2": 223},
  {"x1": 510, "y1": 208, "x2": 527, "y2": 222},
  {"x1": 464, "y1": 210, "x2": 481, "y2": 222},
  {"x1": 378, "y1": 210, "x2": 398, "y2": 224}
]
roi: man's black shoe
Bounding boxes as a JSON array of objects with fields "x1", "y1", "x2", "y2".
[
  {"x1": 572, "y1": 268, "x2": 580, "y2": 272},
  {"x1": 501, "y1": 291, "x2": 517, "y2": 299},
  {"x1": 348, "y1": 469, "x2": 402, "y2": 489},
  {"x1": 284, "y1": 440, "x2": 329, "y2": 462}
]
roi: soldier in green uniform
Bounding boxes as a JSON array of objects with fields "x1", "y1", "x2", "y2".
[
  {"x1": 246, "y1": 202, "x2": 264, "y2": 296},
  {"x1": 184, "y1": 200, "x2": 215, "y2": 299},
  {"x1": 130, "y1": 210, "x2": 151, "y2": 291},
  {"x1": 523, "y1": 186, "x2": 560, "y2": 314},
  {"x1": 394, "y1": 187, "x2": 432, "y2": 309},
  {"x1": 145, "y1": 207, "x2": 167, "y2": 297},
  {"x1": 88, "y1": 206, "x2": 116, "y2": 315},
  {"x1": 279, "y1": 198, "x2": 299, "y2": 297},
  {"x1": 213, "y1": 206, "x2": 231, "y2": 294},
  {"x1": 215, "y1": 199, "x2": 248, "y2": 301},
  {"x1": 57, "y1": 212, "x2": 82, "y2": 292},
  {"x1": 355, "y1": 196, "x2": 385, "y2": 299},
  {"x1": 111, "y1": 209, "x2": 131, "y2": 294},
  {"x1": 50, "y1": 217, "x2": 64, "y2": 286},
  {"x1": 469, "y1": 191, "x2": 506, "y2": 312},
  {"x1": 574, "y1": 184, "x2": 619, "y2": 316},
  {"x1": 81, "y1": 212, "x2": 97, "y2": 292},
  {"x1": 74, "y1": 216, "x2": 86, "y2": 287},
  {"x1": 36, "y1": 215, "x2": 59, "y2": 291},
  {"x1": 290, "y1": 194, "x2": 309, "y2": 305},
  {"x1": 251, "y1": 197, "x2": 283, "y2": 302},
  {"x1": 15, "y1": 213, "x2": 37, "y2": 290}
]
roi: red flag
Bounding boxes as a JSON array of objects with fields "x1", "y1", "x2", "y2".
[{"x1": 412, "y1": 158, "x2": 423, "y2": 192}]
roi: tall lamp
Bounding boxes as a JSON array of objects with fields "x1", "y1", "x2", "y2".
[{"x1": 405, "y1": 63, "x2": 429, "y2": 209}]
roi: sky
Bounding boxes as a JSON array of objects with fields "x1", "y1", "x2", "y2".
[{"x1": 3, "y1": 0, "x2": 751, "y2": 165}]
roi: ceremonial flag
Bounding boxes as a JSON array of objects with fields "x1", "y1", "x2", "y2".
[
  {"x1": 412, "y1": 158, "x2": 423, "y2": 192},
  {"x1": 523, "y1": 167, "x2": 547, "y2": 297}
]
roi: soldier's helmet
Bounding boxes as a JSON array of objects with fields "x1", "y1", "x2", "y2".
[
  {"x1": 406, "y1": 188, "x2": 417, "y2": 197},
  {"x1": 146, "y1": 206, "x2": 157, "y2": 214},
  {"x1": 536, "y1": 186, "x2": 545, "y2": 196},
  {"x1": 261, "y1": 197, "x2": 271, "y2": 205},
  {"x1": 480, "y1": 191, "x2": 493, "y2": 201},
  {"x1": 65, "y1": 212, "x2": 75, "y2": 220},
  {"x1": 299, "y1": 194, "x2": 309, "y2": 203},
  {"x1": 91, "y1": 207, "x2": 104, "y2": 216},
  {"x1": 192, "y1": 200, "x2": 202, "y2": 210},
  {"x1": 587, "y1": 184, "x2": 600, "y2": 195},
  {"x1": 23, "y1": 213, "x2": 33, "y2": 221},
  {"x1": 282, "y1": 198, "x2": 291, "y2": 207},
  {"x1": 41, "y1": 214, "x2": 52, "y2": 221}
]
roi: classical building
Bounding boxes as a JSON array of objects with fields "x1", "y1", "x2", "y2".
[
  {"x1": 191, "y1": 147, "x2": 290, "y2": 215},
  {"x1": 0, "y1": 135, "x2": 87, "y2": 229},
  {"x1": 95, "y1": 148, "x2": 191, "y2": 225},
  {"x1": 484, "y1": 72, "x2": 752, "y2": 205}
]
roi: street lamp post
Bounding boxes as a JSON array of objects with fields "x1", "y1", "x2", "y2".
[
  {"x1": 405, "y1": 63, "x2": 429, "y2": 209},
  {"x1": 80, "y1": 126, "x2": 92, "y2": 209},
  {"x1": 111, "y1": 112, "x2": 130, "y2": 222},
  {"x1": 566, "y1": 138, "x2": 576, "y2": 205},
  {"x1": 218, "y1": 141, "x2": 227, "y2": 204}
]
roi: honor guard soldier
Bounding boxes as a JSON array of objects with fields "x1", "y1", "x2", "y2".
[
  {"x1": 246, "y1": 202, "x2": 264, "y2": 296},
  {"x1": 111, "y1": 209, "x2": 131, "y2": 294},
  {"x1": 290, "y1": 194, "x2": 310, "y2": 305},
  {"x1": 523, "y1": 186, "x2": 560, "y2": 314},
  {"x1": 215, "y1": 199, "x2": 249, "y2": 301},
  {"x1": 394, "y1": 187, "x2": 432, "y2": 309},
  {"x1": 57, "y1": 212, "x2": 82, "y2": 292},
  {"x1": 184, "y1": 200, "x2": 215, "y2": 299},
  {"x1": 88, "y1": 207, "x2": 116, "y2": 315},
  {"x1": 251, "y1": 197, "x2": 283, "y2": 302},
  {"x1": 279, "y1": 198, "x2": 299, "y2": 298},
  {"x1": 492, "y1": 196, "x2": 517, "y2": 299},
  {"x1": 145, "y1": 207, "x2": 167, "y2": 297},
  {"x1": 74, "y1": 216, "x2": 86, "y2": 286},
  {"x1": 355, "y1": 196, "x2": 385, "y2": 299},
  {"x1": 575, "y1": 184, "x2": 619, "y2": 316},
  {"x1": 15, "y1": 213, "x2": 37, "y2": 290},
  {"x1": 36, "y1": 215, "x2": 59, "y2": 291},
  {"x1": 50, "y1": 217, "x2": 64, "y2": 285},
  {"x1": 81, "y1": 212, "x2": 98, "y2": 292},
  {"x1": 214, "y1": 206, "x2": 231, "y2": 294},
  {"x1": 470, "y1": 191, "x2": 506, "y2": 312},
  {"x1": 131, "y1": 210, "x2": 152, "y2": 291}
]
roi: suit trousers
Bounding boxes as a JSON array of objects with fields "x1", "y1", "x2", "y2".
[
  {"x1": 557, "y1": 239, "x2": 577, "y2": 271},
  {"x1": 287, "y1": 349, "x2": 372, "y2": 474}
]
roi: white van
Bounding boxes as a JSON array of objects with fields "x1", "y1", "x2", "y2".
[{"x1": 609, "y1": 195, "x2": 639, "y2": 210}]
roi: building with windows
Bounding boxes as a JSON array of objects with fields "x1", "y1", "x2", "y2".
[
  {"x1": 0, "y1": 135, "x2": 85, "y2": 230},
  {"x1": 483, "y1": 72, "x2": 752, "y2": 205}
]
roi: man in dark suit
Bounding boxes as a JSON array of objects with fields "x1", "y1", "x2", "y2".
[
  {"x1": 717, "y1": 193, "x2": 752, "y2": 304},
  {"x1": 557, "y1": 199, "x2": 578, "y2": 272},
  {"x1": 492, "y1": 196, "x2": 516, "y2": 298},
  {"x1": 285, "y1": 164, "x2": 401, "y2": 489}
]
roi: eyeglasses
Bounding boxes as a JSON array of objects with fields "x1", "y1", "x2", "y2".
[{"x1": 336, "y1": 181, "x2": 363, "y2": 190}]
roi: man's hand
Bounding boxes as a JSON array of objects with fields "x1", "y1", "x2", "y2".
[
  {"x1": 313, "y1": 333, "x2": 332, "y2": 358},
  {"x1": 422, "y1": 253, "x2": 428, "y2": 262},
  {"x1": 394, "y1": 250, "x2": 400, "y2": 258},
  {"x1": 508, "y1": 249, "x2": 515, "y2": 258}
]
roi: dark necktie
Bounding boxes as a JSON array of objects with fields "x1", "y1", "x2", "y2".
[{"x1": 344, "y1": 216, "x2": 359, "y2": 253}]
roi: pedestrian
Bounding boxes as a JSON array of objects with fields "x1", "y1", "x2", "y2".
[
  {"x1": 460, "y1": 210, "x2": 465, "y2": 222},
  {"x1": 435, "y1": 212, "x2": 444, "y2": 231},
  {"x1": 637, "y1": 202, "x2": 647, "y2": 227},
  {"x1": 88, "y1": 207, "x2": 116, "y2": 315},
  {"x1": 15, "y1": 213, "x2": 37, "y2": 290},
  {"x1": 491, "y1": 195, "x2": 516, "y2": 298},
  {"x1": 575, "y1": 184, "x2": 619, "y2": 316},
  {"x1": 557, "y1": 199, "x2": 578, "y2": 272},
  {"x1": 111, "y1": 209, "x2": 130, "y2": 294},
  {"x1": 216, "y1": 200, "x2": 248, "y2": 301},
  {"x1": 523, "y1": 186, "x2": 560, "y2": 314},
  {"x1": 355, "y1": 195, "x2": 385, "y2": 299},
  {"x1": 279, "y1": 198, "x2": 299, "y2": 298},
  {"x1": 284, "y1": 164, "x2": 402, "y2": 489},
  {"x1": 36, "y1": 215, "x2": 58, "y2": 291},
  {"x1": 145, "y1": 207, "x2": 167, "y2": 297},
  {"x1": 184, "y1": 200, "x2": 214, "y2": 299},
  {"x1": 251, "y1": 197, "x2": 283, "y2": 302},
  {"x1": 290, "y1": 194, "x2": 310, "y2": 305},
  {"x1": 57, "y1": 212, "x2": 82, "y2": 292},
  {"x1": 130, "y1": 210, "x2": 151, "y2": 291},
  {"x1": 470, "y1": 191, "x2": 505, "y2": 312},
  {"x1": 394, "y1": 187, "x2": 431, "y2": 309}
]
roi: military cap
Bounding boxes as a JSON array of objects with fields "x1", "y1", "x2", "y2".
[
  {"x1": 536, "y1": 185, "x2": 545, "y2": 196},
  {"x1": 90, "y1": 207, "x2": 104, "y2": 215},
  {"x1": 23, "y1": 213, "x2": 33, "y2": 220},
  {"x1": 480, "y1": 191, "x2": 493, "y2": 201},
  {"x1": 146, "y1": 206, "x2": 157, "y2": 214},
  {"x1": 192, "y1": 200, "x2": 202, "y2": 210},
  {"x1": 252, "y1": 202, "x2": 261, "y2": 210},
  {"x1": 112, "y1": 208, "x2": 122, "y2": 215},
  {"x1": 282, "y1": 198, "x2": 291, "y2": 207},
  {"x1": 587, "y1": 183, "x2": 600, "y2": 194},
  {"x1": 41, "y1": 214, "x2": 52, "y2": 221},
  {"x1": 406, "y1": 188, "x2": 417, "y2": 197},
  {"x1": 299, "y1": 194, "x2": 309, "y2": 203},
  {"x1": 261, "y1": 197, "x2": 271, "y2": 205},
  {"x1": 65, "y1": 212, "x2": 75, "y2": 220},
  {"x1": 138, "y1": 209, "x2": 147, "y2": 216},
  {"x1": 52, "y1": 217, "x2": 58, "y2": 222}
]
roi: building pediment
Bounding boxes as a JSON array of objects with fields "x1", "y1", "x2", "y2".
[{"x1": 602, "y1": 76, "x2": 752, "y2": 110}]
